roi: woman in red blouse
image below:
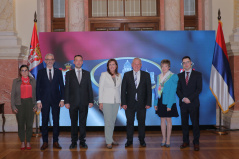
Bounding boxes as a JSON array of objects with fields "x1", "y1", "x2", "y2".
[{"x1": 11, "y1": 65, "x2": 37, "y2": 150}]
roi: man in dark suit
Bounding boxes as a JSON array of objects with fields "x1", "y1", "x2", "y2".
[
  {"x1": 121, "y1": 58, "x2": 152, "y2": 147},
  {"x1": 177, "y1": 56, "x2": 202, "y2": 151},
  {"x1": 37, "y1": 53, "x2": 65, "y2": 150},
  {"x1": 65, "y1": 55, "x2": 94, "y2": 149}
]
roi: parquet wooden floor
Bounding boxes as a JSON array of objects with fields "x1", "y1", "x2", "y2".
[{"x1": 0, "y1": 130, "x2": 238, "y2": 159}]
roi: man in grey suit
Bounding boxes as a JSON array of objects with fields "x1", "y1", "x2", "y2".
[
  {"x1": 65, "y1": 55, "x2": 94, "y2": 149},
  {"x1": 121, "y1": 58, "x2": 152, "y2": 147}
]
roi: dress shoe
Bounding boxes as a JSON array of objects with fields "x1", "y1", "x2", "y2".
[
  {"x1": 106, "y1": 144, "x2": 112, "y2": 149},
  {"x1": 80, "y1": 142, "x2": 88, "y2": 149},
  {"x1": 140, "y1": 141, "x2": 146, "y2": 147},
  {"x1": 180, "y1": 143, "x2": 189, "y2": 149},
  {"x1": 194, "y1": 144, "x2": 200, "y2": 151},
  {"x1": 125, "y1": 141, "x2": 133, "y2": 147},
  {"x1": 69, "y1": 142, "x2": 77, "y2": 149},
  {"x1": 40, "y1": 142, "x2": 48, "y2": 150},
  {"x1": 53, "y1": 142, "x2": 62, "y2": 149},
  {"x1": 112, "y1": 141, "x2": 119, "y2": 145}
]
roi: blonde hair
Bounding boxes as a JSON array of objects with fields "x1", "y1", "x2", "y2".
[{"x1": 161, "y1": 59, "x2": 170, "y2": 67}]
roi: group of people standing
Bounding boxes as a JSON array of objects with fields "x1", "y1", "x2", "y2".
[{"x1": 11, "y1": 54, "x2": 202, "y2": 151}]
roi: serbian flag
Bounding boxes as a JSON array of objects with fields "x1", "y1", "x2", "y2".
[
  {"x1": 210, "y1": 21, "x2": 235, "y2": 113},
  {"x1": 27, "y1": 21, "x2": 44, "y2": 79}
]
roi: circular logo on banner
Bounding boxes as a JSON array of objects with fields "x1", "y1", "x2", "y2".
[{"x1": 90, "y1": 57, "x2": 162, "y2": 89}]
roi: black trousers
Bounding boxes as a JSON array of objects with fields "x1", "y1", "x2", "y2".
[
  {"x1": 180, "y1": 104, "x2": 200, "y2": 145},
  {"x1": 41, "y1": 102, "x2": 60, "y2": 143},
  {"x1": 69, "y1": 105, "x2": 88, "y2": 143},
  {"x1": 125, "y1": 101, "x2": 146, "y2": 142}
]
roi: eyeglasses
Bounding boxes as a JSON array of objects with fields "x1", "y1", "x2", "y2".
[
  {"x1": 45, "y1": 59, "x2": 54, "y2": 61},
  {"x1": 182, "y1": 61, "x2": 191, "y2": 65},
  {"x1": 21, "y1": 70, "x2": 28, "y2": 72}
]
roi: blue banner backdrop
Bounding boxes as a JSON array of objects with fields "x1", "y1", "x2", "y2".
[{"x1": 39, "y1": 31, "x2": 216, "y2": 126}]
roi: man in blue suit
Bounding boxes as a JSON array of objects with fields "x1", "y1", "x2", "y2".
[{"x1": 37, "y1": 53, "x2": 65, "y2": 150}]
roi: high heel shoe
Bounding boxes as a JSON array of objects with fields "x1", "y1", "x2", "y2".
[
  {"x1": 106, "y1": 144, "x2": 112, "y2": 149},
  {"x1": 20, "y1": 147, "x2": 25, "y2": 150},
  {"x1": 165, "y1": 144, "x2": 170, "y2": 148},
  {"x1": 161, "y1": 143, "x2": 166, "y2": 147},
  {"x1": 26, "y1": 142, "x2": 31, "y2": 150},
  {"x1": 26, "y1": 147, "x2": 31, "y2": 150}
]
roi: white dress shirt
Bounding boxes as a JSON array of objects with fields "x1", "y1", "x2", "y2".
[
  {"x1": 75, "y1": 68, "x2": 82, "y2": 82},
  {"x1": 47, "y1": 67, "x2": 54, "y2": 80},
  {"x1": 37, "y1": 67, "x2": 64, "y2": 103},
  {"x1": 182, "y1": 68, "x2": 192, "y2": 102},
  {"x1": 184, "y1": 68, "x2": 192, "y2": 80}
]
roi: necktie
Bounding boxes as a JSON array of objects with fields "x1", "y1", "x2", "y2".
[
  {"x1": 186, "y1": 72, "x2": 189, "y2": 85},
  {"x1": 78, "y1": 70, "x2": 81, "y2": 84},
  {"x1": 49, "y1": 69, "x2": 52, "y2": 82},
  {"x1": 134, "y1": 72, "x2": 138, "y2": 101},
  {"x1": 134, "y1": 72, "x2": 137, "y2": 87}
]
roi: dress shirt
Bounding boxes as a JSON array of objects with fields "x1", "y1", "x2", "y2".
[
  {"x1": 183, "y1": 68, "x2": 192, "y2": 102},
  {"x1": 75, "y1": 68, "x2": 82, "y2": 82},
  {"x1": 184, "y1": 68, "x2": 192, "y2": 80},
  {"x1": 37, "y1": 68, "x2": 64, "y2": 103},
  {"x1": 47, "y1": 67, "x2": 54, "y2": 80}
]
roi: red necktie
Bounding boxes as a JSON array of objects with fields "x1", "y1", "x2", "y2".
[{"x1": 186, "y1": 72, "x2": 189, "y2": 85}]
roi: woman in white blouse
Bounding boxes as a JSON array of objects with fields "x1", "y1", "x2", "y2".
[{"x1": 99, "y1": 59, "x2": 122, "y2": 149}]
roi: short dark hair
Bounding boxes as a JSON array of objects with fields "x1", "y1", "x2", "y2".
[
  {"x1": 19, "y1": 65, "x2": 29, "y2": 77},
  {"x1": 107, "y1": 59, "x2": 119, "y2": 76},
  {"x1": 74, "y1": 55, "x2": 83, "y2": 60},
  {"x1": 182, "y1": 56, "x2": 191, "y2": 61},
  {"x1": 160, "y1": 59, "x2": 170, "y2": 67}
]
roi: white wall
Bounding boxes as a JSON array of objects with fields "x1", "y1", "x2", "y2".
[
  {"x1": 15, "y1": 0, "x2": 37, "y2": 54},
  {"x1": 211, "y1": 0, "x2": 234, "y2": 43}
]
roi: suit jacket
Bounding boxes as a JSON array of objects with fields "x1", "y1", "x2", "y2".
[
  {"x1": 36, "y1": 68, "x2": 64, "y2": 105},
  {"x1": 64, "y1": 69, "x2": 93, "y2": 106},
  {"x1": 121, "y1": 70, "x2": 152, "y2": 108},
  {"x1": 11, "y1": 76, "x2": 37, "y2": 110},
  {"x1": 177, "y1": 70, "x2": 202, "y2": 107},
  {"x1": 99, "y1": 72, "x2": 122, "y2": 104}
]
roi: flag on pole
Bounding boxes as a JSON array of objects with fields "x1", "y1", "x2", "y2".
[
  {"x1": 210, "y1": 21, "x2": 235, "y2": 113},
  {"x1": 27, "y1": 15, "x2": 44, "y2": 79}
]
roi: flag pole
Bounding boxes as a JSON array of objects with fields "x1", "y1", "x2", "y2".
[
  {"x1": 210, "y1": 9, "x2": 228, "y2": 135},
  {"x1": 32, "y1": 11, "x2": 41, "y2": 137}
]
